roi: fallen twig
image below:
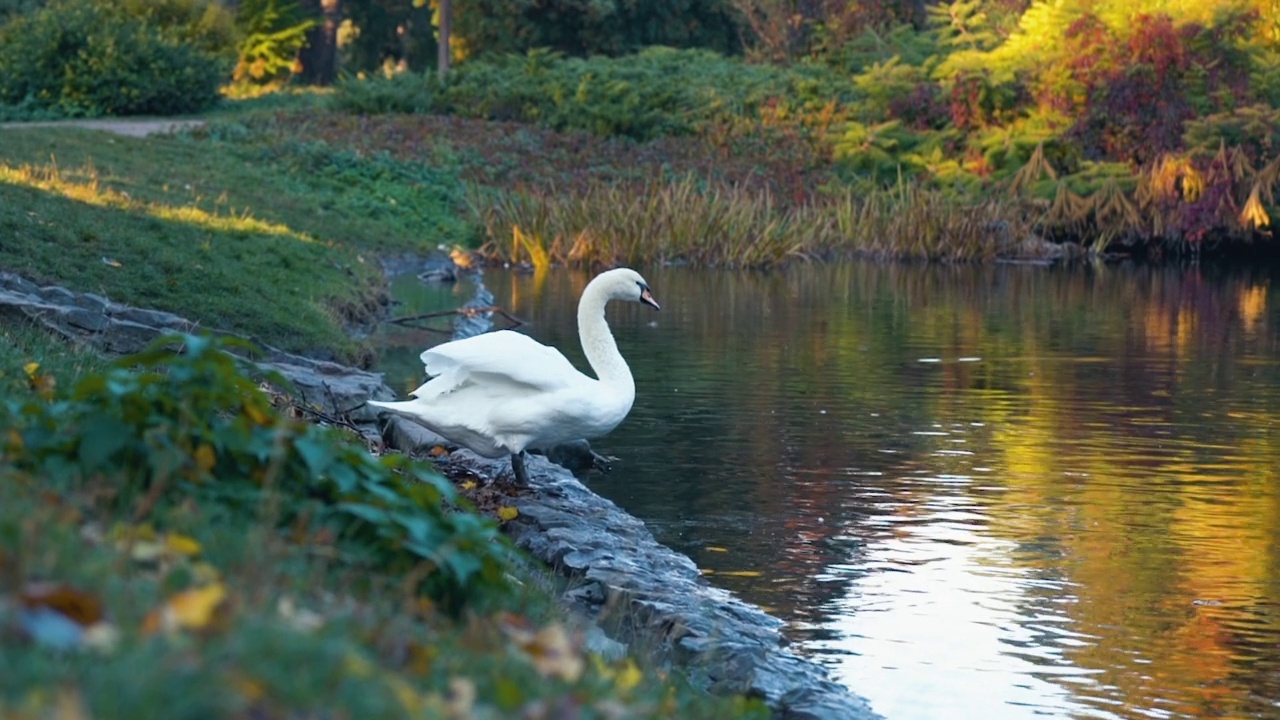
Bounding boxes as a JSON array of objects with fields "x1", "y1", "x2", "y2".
[{"x1": 385, "y1": 306, "x2": 526, "y2": 331}]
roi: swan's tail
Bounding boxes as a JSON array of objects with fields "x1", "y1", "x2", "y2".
[{"x1": 366, "y1": 398, "x2": 427, "y2": 418}]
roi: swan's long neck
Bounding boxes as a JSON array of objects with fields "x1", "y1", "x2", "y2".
[{"x1": 577, "y1": 280, "x2": 634, "y2": 394}]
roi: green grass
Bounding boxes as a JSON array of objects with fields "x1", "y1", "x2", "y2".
[
  {"x1": 0, "y1": 322, "x2": 104, "y2": 396},
  {"x1": 0, "y1": 124, "x2": 476, "y2": 362}
]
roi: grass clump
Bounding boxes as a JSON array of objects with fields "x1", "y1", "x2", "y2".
[{"x1": 0, "y1": 330, "x2": 769, "y2": 720}]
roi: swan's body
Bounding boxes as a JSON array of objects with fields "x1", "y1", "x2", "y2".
[{"x1": 368, "y1": 268, "x2": 660, "y2": 484}]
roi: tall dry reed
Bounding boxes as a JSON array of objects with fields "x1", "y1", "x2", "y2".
[{"x1": 467, "y1": 176, "x2": 1044, "y2": 268}]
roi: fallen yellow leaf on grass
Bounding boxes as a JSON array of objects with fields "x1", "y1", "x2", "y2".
[
  {"x1": 613, "y1": 659, "x2": 643, "y2": 693},
  {"x1": 496, "y1": 506, "x2": 519, "y2": 522},
  {"x1": 164, "y1": 533, "x2": 202, "y2": 557},
  {"x1": 168, "y1": 584, "x2": 227, "y2": 627},
  {"x1": 592, "y1": 656, "x2": 643, "y2": 694},
  {"x1": 24, "y1": 363, "x2": 56, "y2": 397},
  {"x1": 142, "y1": 583, "x2": 228, "y2": 635},
  {"x1": 194, "y1": 444, "x2": 216, "y2": 473}
]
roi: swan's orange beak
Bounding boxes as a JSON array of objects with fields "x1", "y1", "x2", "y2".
[{"x1": 640, "y1": 286, "x2": 660, "y2": 311}]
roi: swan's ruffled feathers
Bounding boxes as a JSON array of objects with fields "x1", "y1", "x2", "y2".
[
  {"x1": 368, "y1": 269, "x2": 651, "y2": 461},
  {"x1": 412, "y1": 330, "x2": 583, "y2": 400}
]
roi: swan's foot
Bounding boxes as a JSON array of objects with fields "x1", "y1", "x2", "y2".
[
  {"x1": 590, "y1": 450, "x2": 619, "y2": 474},
  {"x1": 508, "y1": 451, "x2": 531, "y2": 487}
]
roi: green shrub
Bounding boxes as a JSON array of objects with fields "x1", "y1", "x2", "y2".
[
  {"x1": 332, "y1": 71, "x2": 434, "y2": 115},
  {"x1": 3, "y1": 333, "x2": 516, "y2": 611},
  {"x1": 116, "y1": 0, "x2": 239, "y2": 58},
  {"x1": 429, "y1": 47, "x2": 856, "y2": 141},
  {"x1": 0, "y1": 0, "x2": 230, "y2": 117}
]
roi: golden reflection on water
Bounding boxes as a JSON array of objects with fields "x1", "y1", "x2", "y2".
[{"x1": 377, "y1": 262, "x2": 1280, "y2": 720}]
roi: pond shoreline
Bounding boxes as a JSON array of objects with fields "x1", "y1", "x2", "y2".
[{"x1": 0, "y1": 267, "x2": 881, "y2": 720}]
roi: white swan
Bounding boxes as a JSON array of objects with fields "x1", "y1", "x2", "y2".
[{"x1": 369, "y1": 267, "x2": 660, "y2": 485}]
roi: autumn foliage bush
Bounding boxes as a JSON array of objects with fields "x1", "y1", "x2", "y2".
[{"x1": 1058, "y1": 12, "x2": 1255, "y2": 164}]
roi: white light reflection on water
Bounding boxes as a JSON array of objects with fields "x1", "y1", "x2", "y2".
[{"x1": 805, "y1": 484, "x2": 1115, "y2": 720}]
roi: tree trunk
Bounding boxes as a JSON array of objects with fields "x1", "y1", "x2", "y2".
[
  {"x1": 298, "y1": 0, "x2": 341, "y2": 86},
  {"x1": 437, "y1": 0, "x2": 452, "y2": 80}
]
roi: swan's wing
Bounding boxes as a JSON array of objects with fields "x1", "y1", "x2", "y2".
[{"x1": 413, "y1": 330, "x2": 582, "y2": 397}]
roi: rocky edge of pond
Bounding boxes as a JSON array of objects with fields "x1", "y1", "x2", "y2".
[{"x1": 0, "y1": 268, "x2": 881, "y2": 720}]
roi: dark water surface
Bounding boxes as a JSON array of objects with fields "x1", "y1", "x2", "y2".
[{"x1": 377, "y1": 263, "x2": 1280, "y2": 720}]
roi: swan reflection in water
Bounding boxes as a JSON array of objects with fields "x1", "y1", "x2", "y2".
[{"x1": 368, "y1": 268, "x2": 660, "y2": 485}]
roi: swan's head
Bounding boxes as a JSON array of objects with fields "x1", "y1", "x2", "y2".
[{"x1": 596, "y1": 268, "x2": 660, "y2": 311}]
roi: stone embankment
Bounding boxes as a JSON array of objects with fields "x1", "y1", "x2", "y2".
[
  {"x1": 0, "y1": 269, "x2": 881, "y2": 720},
  {"x1": 0, "y1": 271, "x2": 395, "y2": 427}
]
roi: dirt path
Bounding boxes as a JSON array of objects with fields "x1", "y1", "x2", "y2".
[{"x1": 0, "y1": 118, "x2": 205, "y2": 137}]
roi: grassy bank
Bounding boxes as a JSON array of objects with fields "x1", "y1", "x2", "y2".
[
  {"x1": 0, "y1": 121, "x2": 477, "y2": 364},
  {"x1": 0, "y1": 328, "x2": 767, "y2": 720}
]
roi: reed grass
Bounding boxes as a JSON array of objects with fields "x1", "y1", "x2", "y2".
[{"x1": 468, "y1": 176, "x2": 1046, "y2": 268}]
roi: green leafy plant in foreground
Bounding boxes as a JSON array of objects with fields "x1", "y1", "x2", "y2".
[
  {"x1": 2, "y1": 333, "x2": 514, "y2": 611},
  {"x1": 0, "y1": 328, "x2": 768, "y2": 720}
]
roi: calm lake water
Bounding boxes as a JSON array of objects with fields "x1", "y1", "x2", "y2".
[{"x1": 376, "y1": 262, "x2": 1280, "y2": 720}]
